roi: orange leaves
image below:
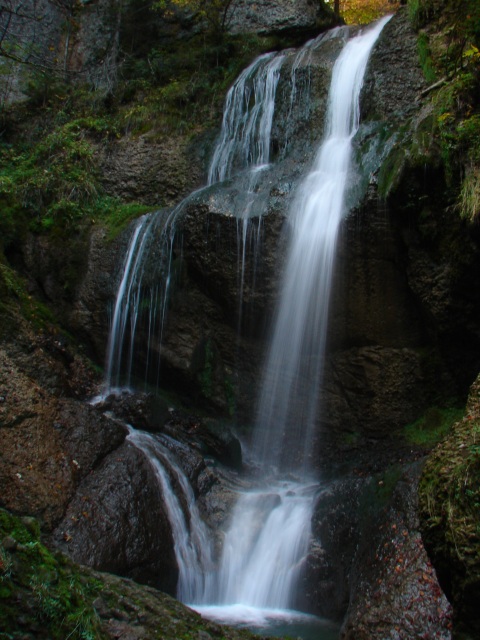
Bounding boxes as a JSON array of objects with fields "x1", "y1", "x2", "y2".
[{"x1": 327, "y1": 0, "x2": 401, "y2": 25}]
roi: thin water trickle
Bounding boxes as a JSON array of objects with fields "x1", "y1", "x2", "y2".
[
  {"x1": 207, "y1": 52, "x2": 285, "y2": 186},
  {"x1": 104, "y1": 215, "x2": 150, "y2": 392}
]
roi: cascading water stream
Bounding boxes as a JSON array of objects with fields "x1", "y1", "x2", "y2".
[
  {"x1": 102, "y1": 208, "x2": 177, "y2": 395},
  {"x1": 104, "y1": 216, "x2": 149, "y2": 391},
  {"x1": 207, "y1": 51, "x2": 285, "y2": 331},
  {"x1": 255, "y1": 16, "x2": 392, "y2": 473},
  {"x1": 207, "y1": 52, "x2": 285, "y2": 186},
  {"x1": 126, "y1": 427, "x2": 215, "y2": 604}
]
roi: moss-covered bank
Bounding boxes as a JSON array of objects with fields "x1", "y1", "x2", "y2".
[
  {"x1": 0, "y1": 508, "x2": 270, "y2": 640},
  {"x1": 419, "y1": 375, "x2": 480, "y2": 639}
]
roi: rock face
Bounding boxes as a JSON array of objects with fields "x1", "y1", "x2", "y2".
[
  {"x1": 97, "y1": 133, "x2": 207, "y2": 208},
  {"x1": 0, "y1": 508, "x2": 266, "y2": 640},
  {"x1": 52, "y1": 440, "x2": 178, "y2": 593},
  {"x1": 1, "y1": 0, "x2": 337, "y2": 105},
  {"x1": 0, "y1": 313, "x2": 178, "y2": 593},
  {"x1": 226, "y1": 0, "x2": 337, "y2": 36},
  {"x1": 303, "y1": 465, "x2": 452, "y2": 639}
]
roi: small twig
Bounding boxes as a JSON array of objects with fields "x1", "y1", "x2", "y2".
[{"x1": 418, "y1": 76, "x2": 447, "y2": 99}]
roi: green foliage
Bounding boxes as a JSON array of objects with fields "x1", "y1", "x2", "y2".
[
  {"x1": 403, "y1": 406, "x2": 464, "y2": 447},
  {"x1": 324, "y1": 0, "x2": 399, "y2": 25},
  {"x1": 417, "y1": 32, "x2": 437, "y2": 83},
  {"x1": 459, "y1": 166, "x2": 480, "y2": 222},
  {"x1": 419, "y1": 408, "x2": 480, "y2": 599},
  {"x1": 118, "y1": 33, "x2": 275, "y2": 136},
  {"x1": 0, "y1": 27, "x2": 277, "y2": 254},
  {"x1": 25, "y1": 72, "x2": 70, "y2": 109},
  {"x1": 0, "y1": 509, "x2": 104, "y2": 639},
  {"x1": 0, "y1": 115, "x2": 151, "y2": 246},
  {"x1": 407, "y1": 0, "x2": 435, "y2": 30},
  {"x1": 0, "y1": 260, "x2": 62, "y2": 336},
  {"x1": 0, "y1": 125, "x2": 98, "y2": 235},
  {"x1": 100, "y1": 200, "x2": 152, "y2": 240},
  {"x1": 431, "y1": 72, "x2": 480, "y2": 217},
  {"x1": 410, "y1": 0, "x2": 480, "y2": 222}
]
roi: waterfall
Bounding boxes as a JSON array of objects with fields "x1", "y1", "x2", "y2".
[
  {"x1": 207, "y1": 52, "x2": 285, "y2": 186},
  {"x1": 214, "y1": 482, "x2": 316, "y2": 608},
  {"x1": 102, "y1": 209, "x2": 177, "y2": 395},
  {"x1": 103, "y1": 52, "x2": 286, "y2": 393},
  {"x1": 255, "y1": 15, "x2": 392, "y2": 472},
  {"x1": 104, "y1": 215, "x2": 149, "y2": 391},
  {"x1": 101, "y1": 16, "x2": 390, "y2": 636},
  {"x1": 207, "y1": 52, "x2": 285, "y2": 331},
  {"x1": 195, "y1": 16, "x2": 391, "y2": 626},
  {"x1": 126, "y1": 427, "x2": 215, "y2": 603}
]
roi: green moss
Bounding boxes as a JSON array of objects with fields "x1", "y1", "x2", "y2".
[
  {"x1": 417, "y1": 32, "x2": 437, "y2": 83},
  {"x1": 418, "y1": 392, "x2": 480, "y2": 634},
  {"x1": 377, "y1": 143, "x2": 406, "y2": 198},
  {"x1": 0, "y1": 262, "x2": 58, "y2": 332},
  {"x1": 368, "y1": 466, "x2": 403, "y2": 508},
  {"x1": 356, "y1": 465, "x2": 404, "y2": 531},
  {"x1": 342, "y1": 431, "x2": 361, "y2": 446},
  {"x1": 404, "y1": 406, "x2": 464, "y2": 447},
  {"x1": 0, "y1": 509, "x2": 104, "y2": 639},
  {"x1": 101, "y1": 200, "x2": 153, "y2": 240}
]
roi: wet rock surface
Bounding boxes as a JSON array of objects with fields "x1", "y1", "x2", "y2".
[
  {"x1": 0, "y1": 316, "x2": 175, "y2": 592},
  {"x1": 303, "y1": 464, "x2": 452, "y2": 639},
  {"x1": 0, "y1": 508, "x2": 270, "y2": 640},
  {"x1": 51, "y1": 440, "x2": 178, "y2": 593},
  {"x1": 0, "y1": 326, "x2": 114, "y2": 530}
]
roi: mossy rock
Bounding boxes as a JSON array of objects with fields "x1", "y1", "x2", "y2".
[
  {"x1": 418, "y1": 374, "x2": 480, "y2": 638},
  {"x1": 0, "y1": 508, "x2": 268, "y2": 640}
]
